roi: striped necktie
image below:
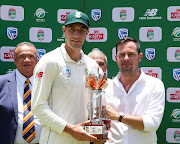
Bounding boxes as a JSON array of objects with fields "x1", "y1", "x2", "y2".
[{"x1": 23, "y1": 79, "x2": 35, "y2": 143}]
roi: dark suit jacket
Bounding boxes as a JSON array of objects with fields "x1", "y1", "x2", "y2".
[{"x1": 0, "y1": 71, "x2": 18, "y2": 144}]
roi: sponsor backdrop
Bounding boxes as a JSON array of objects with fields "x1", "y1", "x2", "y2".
[{"x1": 0, "y1": 0, "x2": 180, "y2": 143}]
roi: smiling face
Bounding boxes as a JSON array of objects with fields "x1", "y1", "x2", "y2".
[
  {"x1": 14, "y1": 44, "x2": 38, "y2": 78},
  {"x1": 115, "y1": 41, "x2": 143, "y2": 75},
  {"x1": 63, "y1": 23, "x2": 89, "y2": 51}
]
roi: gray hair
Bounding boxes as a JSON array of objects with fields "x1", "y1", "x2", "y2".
[{"x1": 14, "y1": 42, "x2": 37, "y2": 58}]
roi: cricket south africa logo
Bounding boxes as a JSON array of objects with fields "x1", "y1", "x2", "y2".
[
  {"x1": 171, "y1": 109, "x2": 180, "y2": 122},
  {"x1": 91, "y1": 9, "x2": 101, "y2": 21},
  {"x1": 8, "y1": 8, "x2": 16, "y2": 19}
]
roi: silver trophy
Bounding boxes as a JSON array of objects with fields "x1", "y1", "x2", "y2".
[{"x1": 85, "y1": 66, "x2": 110, "y2": 139}]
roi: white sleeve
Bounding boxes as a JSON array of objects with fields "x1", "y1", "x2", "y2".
[
  {"x1": 32, "y1": 57, "x2": 67, "y2": 134},
  {"x1": 142, "y1": 79, "x2": 165, "y2": 131}
]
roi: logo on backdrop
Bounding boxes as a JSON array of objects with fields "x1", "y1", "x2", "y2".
[
  {"x1": 167, "y1": 6, "x2": 180, "y2": 21},
  {"x1": 139, "y1": 9, "x2": 162, "y2": 20},
  {"x1": 139, "y1": 27, "x2": 162, "y2": 42},
  {"x1": 173, "y1": 68, "x2": 180, "y2": 81},
  {"x1": 112, "y1": 7, "x2": 134, "y2": 22},
  {"x1": 57, "y1": 9, "x2": 77, "y2": 24},
  {"x1": 37, "y1": 29, "x2": 44, "y2": 41},
  {"x1": 171, "y1": 27, "x2": 180, "y2": 41},
  {"x1": 166, "y1": 88, "x2": 180, "y2": 103},
  {"x1": 120, "y1": 9, "x2": 127, "y2": 20},
  {"x1": 86, "y1": 28, "x2": 107, "y2": 42},
  {"x1": 37, "y1": 49, "x2": 46, "y2": 60},
  {"x1": 167, "y1": 47, "x2": 180, "y2": 62},
  {"x1": 0, "y1": 46, "x2": 15, "y2": 62},
  {"x1": 166, "y1": 128, "x2": 180, "y2": 143},
  {"x1": 91, "y1": 9, "x2": 101, "y2": 21},
  {"x1": 6, "y1": 27, "x2": 18, "y2": 40},
  {"x1": 0, "y1": 5, "x2": 24, "y2": 21},
  {"x1": 145, "y1": 48, "x2": 156, "y2": 61},
  {"x1": 57, "y1": 34, "x2": 65, "y2": 42},
  {"x1": 147, "y1": 29, "x2": 154, "y2": 40},
  {"x1": 118, "y1": 28, "x2": 128, "y2": 39},
  {"x1": 34, "y1": 8, "x2": 47, "y2": 22},
  {"x1": 141, "y1": 67, "x2": 162, "y2": 80},
  {"x1": 8, "y1": 7, "x2": 16, "y2": 19},
  {"x1": 29, "y1": 27, "x2": 52, "y2": 43},
  {"x1": 171, "y1": 109, "x2": 180, "y2": 123}
]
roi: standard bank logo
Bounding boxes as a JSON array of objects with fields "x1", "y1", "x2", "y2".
[
  {"x1": 139, "y1": 27, "x2": 162, "y2": 42},
  {"x1": 118, "y1": 28, "x2": 128, "y2": 39},
  {"x1": 0, "y1": 5, "x2": 24, "y2": 21},
  {"x1": 145, "y1": 48, "x2": 156, "y2": 61},
  {"x1": 91, "y1": 9, "x2": 101, "y2": 21},
  {"x1": 173, "y1": 68, "x2": 180, "y2": 81},
  {"x1": 29, "y1": 27, "x2": 52, "y2": 43},
  {"x1": 167, "y1": 6, "x2": 180, "y2": 21},
  {"x1": 37, "y1": 49, "x2": 46, "y2": 60},
  {"x1": 6, "y1": 27, "x2": 18, "y2": 40},
  {"x1": 112, "y1": 7, "x2": 134, "y2": 22}
]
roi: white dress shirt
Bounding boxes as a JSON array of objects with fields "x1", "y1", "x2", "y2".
[
  {"x1": 103, "y1": 70, "x2": 165, "y2": 144},
  {"x1": 14, "y1": 69, "x2": 42, "y2": 144}
]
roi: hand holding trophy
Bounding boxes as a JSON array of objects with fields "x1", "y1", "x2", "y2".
[{"x1": 85, "y1": 66, "x2": 110, "y2": 139}]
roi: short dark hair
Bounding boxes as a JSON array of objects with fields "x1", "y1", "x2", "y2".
[{"x1": 116, "y1": 37, "x2": 141, "y2": 54}]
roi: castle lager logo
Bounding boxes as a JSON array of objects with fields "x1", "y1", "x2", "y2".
[
  {"x1": 145, "y1": 48, "x2": 156, "y2": 61},
  {"x1": 0, "y1": 46, "x2": 15, "y2": 62},
  {"x1": 120, "y1": 9, "x2": 126, "y2": 20},
  {"x1": 57, "y1": 9, "x2": 77, "y2": 24},
  {"x1": 89, "y1": 30, "x2": 103, "y2": 40},
  {"x1": 6, "y1": 27, "x2": 18, "y2": 40},
  {"x1": 8, "y1": 8, "x2": 16, "y2": 19},
  {"x1": 147, "y1": 29, "x2": 154, "y2": 40},
  {"x1": 173, "y1": 68, "x2": 180, "y2": 81},
  {"x1": 91, "y1": 9, "x2": 101, "y2": 22},
  {"x1": 86, "y1": 28, "x2": 107, "y2": 42},
  {"x1": 145, "y1": 70, "x2": 158, "y2": 78},
  {"x1": 171, "y1": 90, "x2": 180, "y2": 100},
  {"x1": 118, "y1": 28, "x2": 128, "y2": 39},
  {"x1": 174, "y1": 130, "x2": 180, "y2": 142},
  {"x1": 37, "y1": 29, "x2": 44, "y2": 41},
  {"x1": 175, "y1": 49, "x2": 180, "y2": 60},
  {"x1": 171, "y1": 9, "x2": 180, "y2": 19}
]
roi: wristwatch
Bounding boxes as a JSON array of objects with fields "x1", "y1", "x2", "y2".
[{"x1": 118, "y1": 112, "x2": 125, "y2": 122}]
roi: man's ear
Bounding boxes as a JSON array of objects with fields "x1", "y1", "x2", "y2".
[
  {"x1": 62, "y1": 26, "x2": 66, "y2": 37},
  {"x1": 139, "y1": 52, "x2": 143, "y2": 62}
]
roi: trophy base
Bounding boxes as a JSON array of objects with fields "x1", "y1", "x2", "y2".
[{"x1": 85, "y1": 119, "x2": 110, "y2": 139}]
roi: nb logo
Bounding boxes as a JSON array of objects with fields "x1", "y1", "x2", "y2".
[{"x1": 144, "y1": 9, "x2": 158, "y2": 16}]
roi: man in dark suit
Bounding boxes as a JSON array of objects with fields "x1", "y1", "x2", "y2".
[{"x1": 0, "y1": 42, "x2": 42, "y2": 144}]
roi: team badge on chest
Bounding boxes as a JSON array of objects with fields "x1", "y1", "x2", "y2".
[{"x1": 63, "y1": 66, "x2": 71, "y2": 77}]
